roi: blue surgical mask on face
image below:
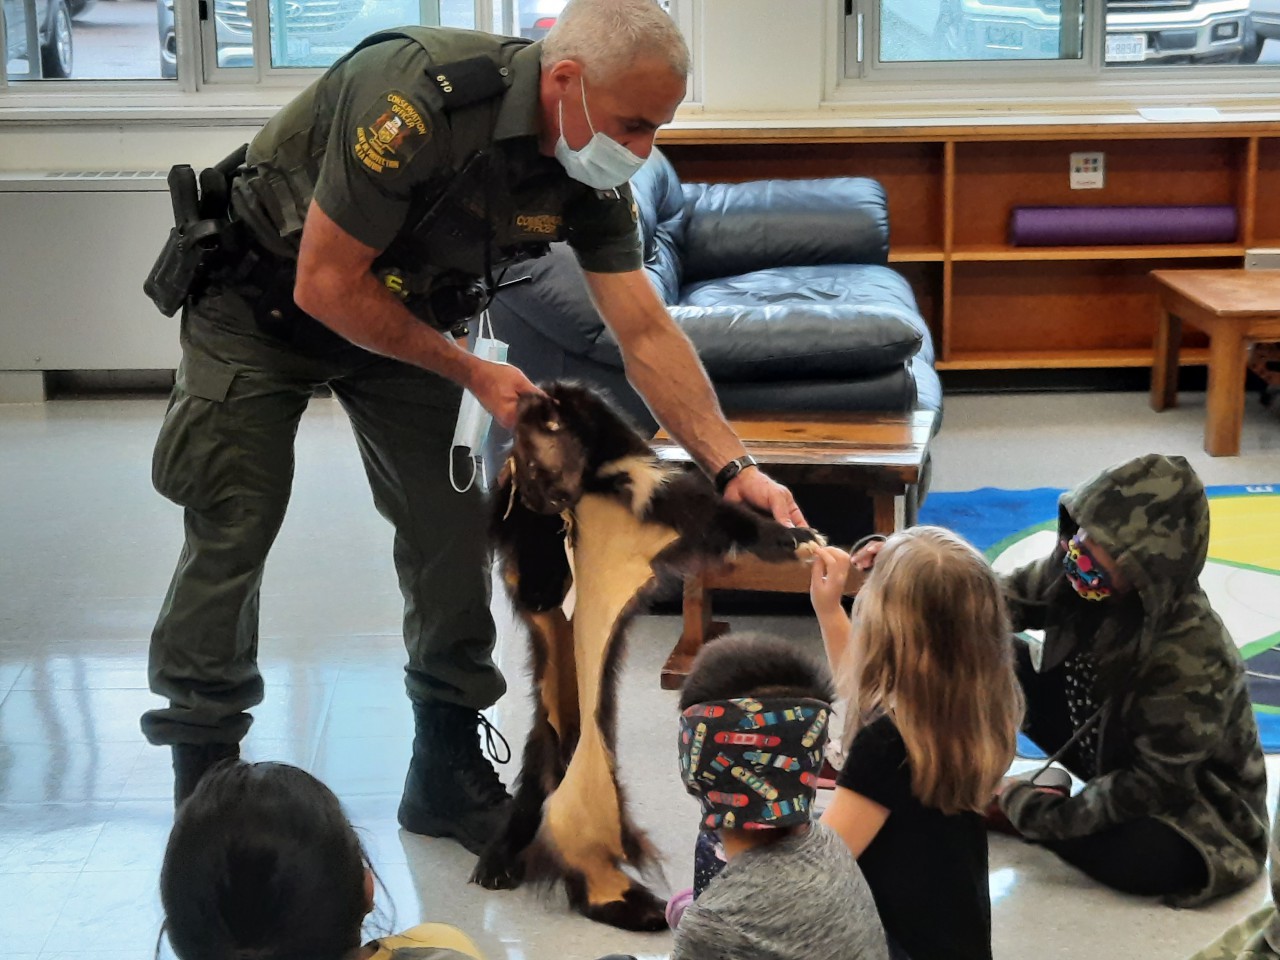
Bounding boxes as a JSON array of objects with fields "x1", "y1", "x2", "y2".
[{"x1": 554, "y1": 76, "x2": 646, "y2": 190}]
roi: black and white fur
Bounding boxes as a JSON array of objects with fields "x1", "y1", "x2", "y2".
[{"x1": 470, "y1": 382, "x2": 822, "y2": 930}]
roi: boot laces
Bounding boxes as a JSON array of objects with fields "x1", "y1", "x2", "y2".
[
  {"x1": 477, "y1": 712, "x2": 512, "y2": 766},
  {"x1": 455, "y1": 712, "x2": 511, "y2": 808}
]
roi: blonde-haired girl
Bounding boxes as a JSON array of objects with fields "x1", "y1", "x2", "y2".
[{"x1": 810, "y1": 526, "x2": 1024, "y2": 960}]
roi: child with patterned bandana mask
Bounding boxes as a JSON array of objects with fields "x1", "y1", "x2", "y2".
[{"x1": 669, "y1": 633, "x2": 888, "y2": 960}]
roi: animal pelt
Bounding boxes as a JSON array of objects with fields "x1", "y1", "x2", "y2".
[{"x1": 469, "y1": 382, "x2": 824, "y2": 931}]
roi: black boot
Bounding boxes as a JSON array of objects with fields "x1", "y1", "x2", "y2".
[
  {"x1": 172, "y1": 742, "x2": 240, "y2": 807},
  {"x1": 398, "y1": 701, "x2": 512, "y2": 855}
]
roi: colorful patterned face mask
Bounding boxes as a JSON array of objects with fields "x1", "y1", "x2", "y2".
[
  {"x1": 1063, "y1": 532, "x2": 1114, "y2": 601},
  {"x1": 678, "y1": 697, "x2": 830, "y2": 831}
]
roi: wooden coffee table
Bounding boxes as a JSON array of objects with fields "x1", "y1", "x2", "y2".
[
  {"x1": 651, "y1": 409, "x2": 936, "y2": 689},
  {"x1": 1151, "y1": 269, "x2": 1280, "y2": 457}
]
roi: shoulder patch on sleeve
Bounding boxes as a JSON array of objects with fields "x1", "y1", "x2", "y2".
[{"x1": 354, "y1": 91, "x2": 432, "y2": 174}]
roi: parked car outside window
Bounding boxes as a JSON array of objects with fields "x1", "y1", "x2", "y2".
[
  {"x1": 883, "y1": 0, "x2": 1254, "y2": 64},
  {"x1": 3, "y1": 0, "x2": 74, "y2": 77},
  {"x1": 1246, "y1": 0, "x2": 1280, "y2": 60}
]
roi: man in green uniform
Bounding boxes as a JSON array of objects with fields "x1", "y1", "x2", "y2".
[{"x1": 142, "y1": 0, "x2": 806, "y2": 853}]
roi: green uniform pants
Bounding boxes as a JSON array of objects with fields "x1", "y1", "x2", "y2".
[{"x1": 141, "y1": 280, "x2": 505, "y2": 747}]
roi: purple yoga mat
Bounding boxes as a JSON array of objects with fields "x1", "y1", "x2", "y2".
[{"x1": 1009, "y1": 205, "x2": 1238, "y2": 246}]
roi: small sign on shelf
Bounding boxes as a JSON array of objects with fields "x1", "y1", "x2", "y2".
[{"x1": 1069, "y1": 152, "x2": 1105, "y2": 190}]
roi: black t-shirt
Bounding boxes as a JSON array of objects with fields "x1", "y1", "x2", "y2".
[{"x1": 837, "y1": 716, "x2": 992, "y2": 960}]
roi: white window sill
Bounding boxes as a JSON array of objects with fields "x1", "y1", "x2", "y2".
[{"x1": 1, "y1": 86, "x2": 1278, "y2": 131}]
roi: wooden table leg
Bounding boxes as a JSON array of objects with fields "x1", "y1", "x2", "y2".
[
  {"x1": 1204, "y1": 323, "x2": 1249, "y2": 457},
  {"x1": 873, "y1": 492, "x2": 898, "y2": 535},
  {"x1": 1151, "y1": 307, "x2": 1182, "y2": 412},
  {"x1": 904, "y1": 485, "x2": 920, "y2": 528},
  {"x1": 662, "y1": 571, "x2": 728, "y2": 690}
]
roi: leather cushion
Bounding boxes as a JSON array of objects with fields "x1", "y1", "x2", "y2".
[
  {"x1": 666, "y1": 264, "x2": 927, "y2": 381},
  {"x1": 680, "y1": 177, "x2": 890, "y2": 282}
]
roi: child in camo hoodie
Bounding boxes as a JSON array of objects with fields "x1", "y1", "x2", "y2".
[{"x1": 997, "y1": 453, "x2": 1268, "y2": 905}]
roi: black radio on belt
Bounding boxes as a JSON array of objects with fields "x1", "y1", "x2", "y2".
[{"x1": 414, "y1": 272, "x2": 490, "y2": 338}]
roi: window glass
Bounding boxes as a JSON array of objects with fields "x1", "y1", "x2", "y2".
[
  {"x1": 5, "y1": 0, "x2": 169, "y2": 80},
  {"x1": 879, "y1": 0, "x2": 1084, "y2": 62},
  {"x1": 872, "y1": 0, "x2": 1277, "y2": 69},
  {"x1": 490, "y1": 0, "x2": 567, "y2": 39},
  {"x1": 265, "y1": 0, "x2": 433, "y2": 69},
  {"x1": 1102, "y1": 0, "x2": 1274, "y2": 67},
  {"x1": 489, "y1": 0, "x2": 670, "y2": 40}
]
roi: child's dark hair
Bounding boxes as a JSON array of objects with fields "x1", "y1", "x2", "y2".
[
  {"x1": 679, "y1": 632, "x2": 835, "y2": 709},
  {"x1": 160, "y1": 761, "x2": 374, "y2": 960}
]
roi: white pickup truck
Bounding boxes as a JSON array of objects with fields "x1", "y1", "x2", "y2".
[
  {"x1": 886, "y1": 0, "x2": 1256, "y2": 64},
  {"x1": 1247, "y1": 0, "x2": 1280, "y2": 60}
]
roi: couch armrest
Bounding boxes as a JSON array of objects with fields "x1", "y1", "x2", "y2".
[{"x1": 681, "y1": 178, "x2": 890, "y2": 283}]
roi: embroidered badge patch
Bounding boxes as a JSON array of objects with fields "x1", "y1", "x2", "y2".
[
  {"x1": 514, "y1": 213, "x2": 563, "y2": 237},
  {"x1": 354, "y1": 91, "x2": 430, "y2": 174}
]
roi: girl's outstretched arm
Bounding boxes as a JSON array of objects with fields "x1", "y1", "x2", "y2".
[{"x1": 810, "y1": 546, "x2": 855, "y2": 673}]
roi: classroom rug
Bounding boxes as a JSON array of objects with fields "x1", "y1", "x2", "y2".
[{"x1": 919, "y1": 484, "x2": 1280, "y2": 753}]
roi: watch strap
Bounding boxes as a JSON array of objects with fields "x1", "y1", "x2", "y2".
[{"x1": 714, "y1": 454, "x2": 759, "y2": 494}]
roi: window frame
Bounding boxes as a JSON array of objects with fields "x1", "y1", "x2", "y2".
[
  {"x1": 829, "y1": 0, "x2": 1280, "y2": 109},
  {"x1": 1, "y1": 0, "x2": 699, "y2": 107}
]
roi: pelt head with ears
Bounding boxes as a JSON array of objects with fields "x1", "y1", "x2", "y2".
[{"x1": 510, "y1": 382, "x2": 652, "y2": 515}]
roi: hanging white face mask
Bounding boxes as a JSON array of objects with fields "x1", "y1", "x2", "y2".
[
  {"x1": 449, "y1": 311, "x2": 509, "y2": 494},
  {"x1": 554, "y1": 76, "x2": 647, "y2": 191}
]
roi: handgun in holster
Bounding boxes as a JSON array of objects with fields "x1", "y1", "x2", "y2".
[{"x1": 143, "y1": 144, "x2": 247, "y2": 317}]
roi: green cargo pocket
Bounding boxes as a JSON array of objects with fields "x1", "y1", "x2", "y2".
[
  {"x1": 153, "y1": 356, "x2": 239, "y2": 508},
  {"x1": 177, "y1": 356, "x2": 237, "y2": 402}
]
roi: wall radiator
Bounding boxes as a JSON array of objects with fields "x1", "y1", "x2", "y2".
[{"x1": 0, "y1": 171, "x2": 181, "y2": 373}]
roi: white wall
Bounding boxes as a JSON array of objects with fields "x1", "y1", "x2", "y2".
[
  {"x1": 697, "y1": 0, "x2": 825, "y2": 113},
  {"x1": 0, "y1": 124, "x2": 265, "y2": 173},
  {"x1": 0, "y1": 190, "x2": 180, "y2": 371}
]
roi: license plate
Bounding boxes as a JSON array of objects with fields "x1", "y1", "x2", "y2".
[
  {"x1": 1105, "y1": 32, "x2": 1146, "y2": 62},
  {"x1": 986, "y1": 25, "x2": 1024, "y2": 50},
  {"x1": 285, "y1": 35, "x2": 311, "y2": 61}
]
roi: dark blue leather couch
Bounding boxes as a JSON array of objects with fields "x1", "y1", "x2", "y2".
[{"x1": 487, "y1": 148, "x2": 942, "y2": 435}]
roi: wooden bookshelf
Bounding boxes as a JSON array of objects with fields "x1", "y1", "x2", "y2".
[
  {"x1": 889, "y1": 246, "x2": 946, "y2": 262},
  {"x1": 1257, "y1": 137, "x2": 1280, "y2": 249},
  {"x1": 950, "y1": 244, "x2": 1246, "y2": 262},
  {"x1": 657, "y1": 121, "x2": 1280, "y2": 371},
  {"x1": 940, "y1": 348, "x2": 1212, "y2": 371}
]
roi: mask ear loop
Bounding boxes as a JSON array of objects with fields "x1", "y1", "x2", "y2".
[
  {"x1": 449, "y1": 445, "x2": 478, "y2": 495},
  {"x1": 578, "y1": 74, "x2": 622, "y2": 199},
  {"x1": 579, "y1": 74, "x2": 597, "y2": 136}
]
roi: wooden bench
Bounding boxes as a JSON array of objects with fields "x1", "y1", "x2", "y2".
[
  {"x1": 651, "y1": 410, "x2": 936, "y2": 689},
  {"x1": 1151, "y1": 269, "x2": 1280, "y2": 457}
]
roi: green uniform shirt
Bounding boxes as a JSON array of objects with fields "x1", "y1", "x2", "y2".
[{"x1": 232, "y1": 28, "x2": 642, "y2": 294}]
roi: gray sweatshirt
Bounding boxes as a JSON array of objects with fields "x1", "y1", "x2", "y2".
[{"x1": 673, "y1": 821, "x2": 889, "y2": 960}]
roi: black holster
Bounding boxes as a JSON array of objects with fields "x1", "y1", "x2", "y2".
[{"x1": 143, "y1": 145, "x2": 248, "y2": 317}]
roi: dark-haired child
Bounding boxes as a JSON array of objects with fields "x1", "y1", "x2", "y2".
[{"x1": 160, "y1": 761, "x2": 485, "y2": 960}]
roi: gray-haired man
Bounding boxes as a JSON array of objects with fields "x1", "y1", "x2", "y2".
[{"x1": 144, "y1": 0, "x2": 805, "y2": 851}]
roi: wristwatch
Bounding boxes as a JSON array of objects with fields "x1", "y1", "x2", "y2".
[{"x1": 713, "y1": 454, "x2": 759, "y2": 494}]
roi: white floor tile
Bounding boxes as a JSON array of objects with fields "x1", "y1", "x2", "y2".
[
  {"x1": 44, "y1": 869, "x2": 165, "y2": 951},
  {"x1": 2, "y1": 393, "x2": 1278, "y2": 960}
]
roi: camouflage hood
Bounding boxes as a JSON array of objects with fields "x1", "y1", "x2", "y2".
[
  {"x1": 1002, "y1": 453, "x2": 1268, "y2": 906},
  {"x1": 1048, "y1": 453, "x2": 1210, "y2": 668}
]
